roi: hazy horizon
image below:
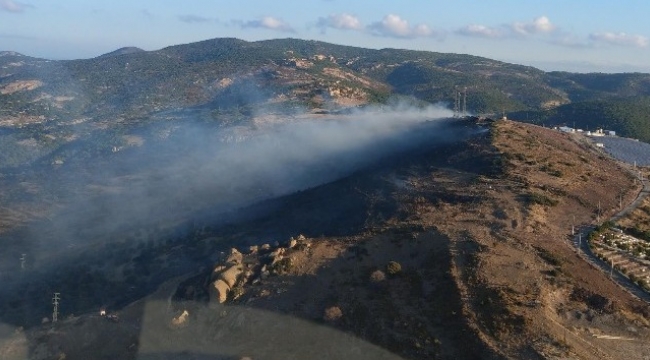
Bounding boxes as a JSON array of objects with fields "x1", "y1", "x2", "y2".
[{"x1": 1, "y1": 0, "x2": 649, "y2": 73}]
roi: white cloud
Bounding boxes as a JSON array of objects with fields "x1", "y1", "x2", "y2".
[
  {"x1": 456, "y1": 24, "x2": 505, "y2": 38},
  {"x1": 369, "y1": 14, "x2": 436, "y2": 38},
  {"x1": 589, "y1": 32, "x2": 648, "y2": 48},
  {"x1": 241, "y1": 16, "x2": 294, "y2": 33},
  {"x1": 317, "y1": 13, "x2": 363, "y2": 31},
  {"x1": 457, "y1": 16, "x2": 555, "y2": 40},
  {"x1": 0, "y1": 0, "x2": 32, "y2": 13},
  {"x1": 511, "y1": 16, "x2": 555, "y2": 36}
]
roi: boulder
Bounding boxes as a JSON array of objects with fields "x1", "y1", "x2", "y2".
[
  {"x1": 260, "y1": 265, "x2": 270, "y2": 280},
  {"x1": 288, "y1": 238, "x2": 297, "y2": 249},
  {"x1": 220, "y1": 265, "x2": 243, "y2": 288},
  {"x1": 210, "y1": 279, "x2": 231, "y2": 304},
  {"x1": 269, "y1": 248, "x2": 285, "y2": 260},
  {"x1": 226, "y1": 248, "x2": 243, "y2": 265},
  {"x1": 171, "y1": 310, "x2": 189, "y2": 327},
  {"x1": 261, "y1": 243, "x2": 271, "y2": 250}
]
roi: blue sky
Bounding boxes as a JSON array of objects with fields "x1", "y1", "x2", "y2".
[{"x1": 1, "y1": 0, "x2": 649, "y2": 72}]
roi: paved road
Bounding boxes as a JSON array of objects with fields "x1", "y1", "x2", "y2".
[
  {"x1": 612, "y1": 171, "x2": 650, "y2": 223},
  {"x1": 573, "y1": 226, "x2": 650, "y2": 303},
  {"x1": 572, "y1": 166, "x2": 650, "y2": 303}
]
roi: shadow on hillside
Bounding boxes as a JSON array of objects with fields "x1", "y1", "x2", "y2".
[{"x1": 0, "y1": 125, "x2": 500, "y2": 359}]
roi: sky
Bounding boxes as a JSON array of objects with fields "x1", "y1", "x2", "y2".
[{"x1": 1, "y1": 0, "x2": 649, "y2": 73}]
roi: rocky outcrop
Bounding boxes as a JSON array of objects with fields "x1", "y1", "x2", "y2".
[
  {"x1": 209, "y1": 248, "x2": 245, "y2": 303},
  {"x1": 207, "y1": 236, "x2": 312, "y2": 304}
]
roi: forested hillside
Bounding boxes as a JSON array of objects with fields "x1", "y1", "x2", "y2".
[{"x1": 509, "y1": 97, "x2": 650, "y2": 142}]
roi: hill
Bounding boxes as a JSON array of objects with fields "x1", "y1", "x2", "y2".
[
  {"x1": 1, "y1": 37, "x2": 649, "y2": 122},
  {"x1": 3, "y1": 119, "x2": 649, "y2": 359},
  {"x1": 509, "y1": 97, "x2": 650, "y2": 142},
  {"x1": 96, "y1": 47, "x2": 145, "y2": 58},
  {"x1": 2, "y1": 37, "x2": 650, "y2": 176}
]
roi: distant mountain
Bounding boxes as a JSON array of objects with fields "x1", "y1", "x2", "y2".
[
  {"x1": 0, "y1": 37, "x2": 649, "y2": 138},
  {"x1": 97, "y1": 47, "x2": 145, "y2": 58}
]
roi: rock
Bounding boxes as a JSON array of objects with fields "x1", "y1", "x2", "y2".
[
  {"x1": 260, "y1": 265, "x2": 270, "y2": 280},
  {"x1": 248, "y1": 245, "x2": 259, "y2": 254},
  {"x1": 288, "y1": 238, "x2": 297, "y2": 249},
  {"x1": 210, "y1": 279, "x2": 231, "y2": 304},
  {"x1": 261, "y1": 243, "x2": 271, "y2": 250},
  {"x1": 220, "y1": 265, "x2": 243, "y2": 288},
  {"x1": 244, "y1": 269, "x2": 254, "y2": 281},
  {"x1": 226, "y1": 248, "x2": 243, "y2": 265},
  {"x1": 171, "y1": 310, "x2": 189, "y2": 327},
  {"x1": 297, "y1": 234, "x2": 306, "y2": 241},
  {"x1": 269, "y1": 248, "x2": 285, "y2": 260},
  {"x1": 211, "y1": 265, "x2": 226, "y2": 281}
]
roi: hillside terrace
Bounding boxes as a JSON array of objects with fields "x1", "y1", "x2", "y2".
[{"x1": 590, "y1": 230, "x2": 650, "y2": 291}]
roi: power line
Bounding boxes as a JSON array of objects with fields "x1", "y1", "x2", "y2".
[{"x1": 52, "y1": 293, "x2": 60, "y2": 323}]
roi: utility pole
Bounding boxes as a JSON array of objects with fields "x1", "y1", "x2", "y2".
[
  {"x1": 52, "y1": 293, "x2": 60, "y2": 323},
  {"x1": 619, "y1": 192, "x2": 623, "y2": 209},
  {"x1": 20, "y1": 254, "x2": 26, "y2": 270},
  {"x1": 578, "y1": 233, "x2": 582, "y2": 248},
  {"x1": 571, "y1": 214, "x2": 575, "y2": 236},
  {"x1": 462, "y1": 87, "x2": 467, "y2": 116}
]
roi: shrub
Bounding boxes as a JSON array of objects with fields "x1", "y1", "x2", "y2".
[
  {"x1": 270, "y1": 257, "x2": 293, "y2": 275},
  {"x1": 323, "y1": 306, "x2": 343, "y2": 322},
  {"x1": 370, "y1": 269, "x2": 386, "y2": 283},
  {"x1": 537, "y1": 248, "x2": 562, "y2": 266},
  {"x1": 386, "y1": 261, "x2": 402, "y2": 275},
  {"x1": 548, "y1": 268, "x2": 561, "y2": 277},
  {"x1": 526, "y1": 193, "x2": 559, "y2": 207}
]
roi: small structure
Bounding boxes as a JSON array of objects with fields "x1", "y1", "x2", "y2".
[
  {"x1": 607, "y1": 130, "x2": 616, "y2": 136},
  {"x1": 596, "y1": 143, "x2": 605, "y2": 148},
  {"x1": 558, "y1": 126, "x2": 575, "y2": 133}
]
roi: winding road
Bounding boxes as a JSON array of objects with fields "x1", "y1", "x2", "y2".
[{"x1": 572, "y1": 165, "x2": 650, "y2": 303}]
